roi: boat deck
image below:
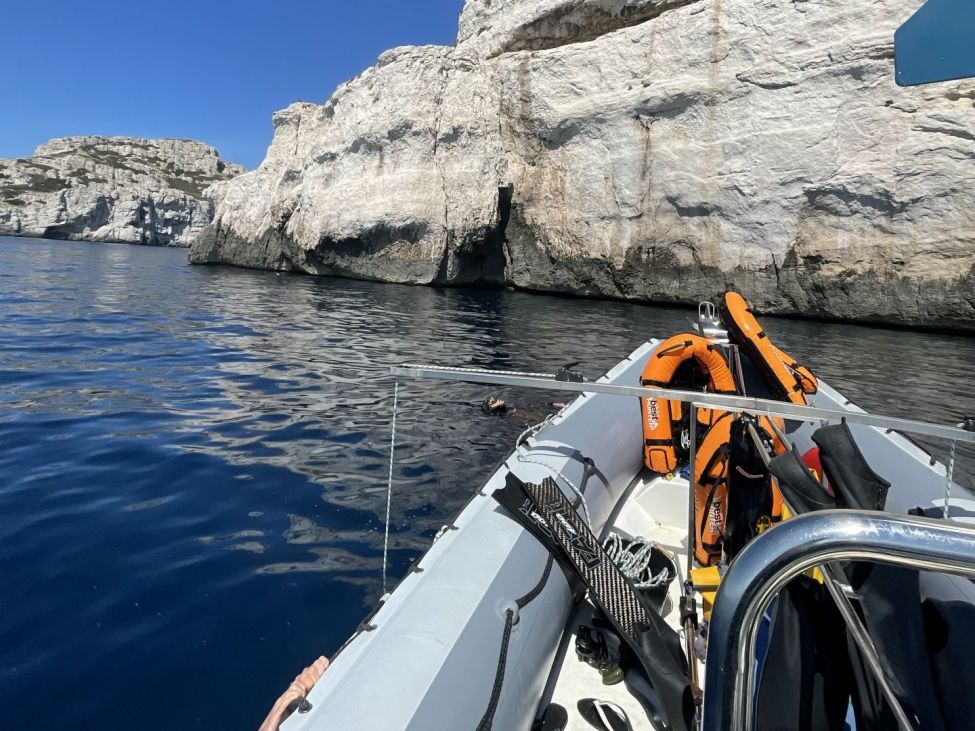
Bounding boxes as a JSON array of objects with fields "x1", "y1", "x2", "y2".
[{"x1": 542, "y1": 472, "x2": 701, "y2": 730}]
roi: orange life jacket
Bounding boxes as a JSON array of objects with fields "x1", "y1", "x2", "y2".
[
  {"x1": 719, "y1": 292, "x2": 818, "y2": 404},
  {"x1": 693, "y1": 412, "x2": 786, "y2": 566},
  {"x1": 640, "y1": 334, "x2": 737, "y2": 474}
]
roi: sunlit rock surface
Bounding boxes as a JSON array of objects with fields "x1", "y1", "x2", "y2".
[
  {"x1": 0, "y1": 137, "x2": 243, "y2": 246},
  {"x1": 190, "y1": 0, "x2": 975, "y2": 329}
]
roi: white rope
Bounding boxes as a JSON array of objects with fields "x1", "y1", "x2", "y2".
[
  {"x1": 382, "y1": 380, "x2": 399, "y2": 596},
  {"x1": 944, "y1": 439, "x2": 957, "y2": 520},
  {"x1": 603, "y1": 533, "x2": 673, "y2": 589},
  {"x1": 515, "y1": 415, "x2": 556, "y2": 450},
  {"x1": 514, "y1": 414, "x2": 593, "y2": 527}
]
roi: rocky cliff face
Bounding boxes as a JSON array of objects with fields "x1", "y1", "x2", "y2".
[
  {"x1": 190, "y1": 0, "x2": 975, "y2": 329},
  {"x1": 0, "y1": 137, "x2": 243, "y2": 246}
]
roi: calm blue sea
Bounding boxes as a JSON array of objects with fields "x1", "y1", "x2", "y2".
[{"x1": 0, "y1": 235, "x2": 972, "y2": 729}]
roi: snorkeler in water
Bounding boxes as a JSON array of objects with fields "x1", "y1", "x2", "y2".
[{"x1": 482, "y1": 396, "x2": 567, "y2": 426}]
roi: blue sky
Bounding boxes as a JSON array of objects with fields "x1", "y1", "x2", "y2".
[{"x1": 0, "y1": 0, "x2": 465, "y2": 170}]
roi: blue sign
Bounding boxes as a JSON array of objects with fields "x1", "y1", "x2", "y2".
[{"x1": 896, "y1": 0, "x2": 975, "y2": 86}]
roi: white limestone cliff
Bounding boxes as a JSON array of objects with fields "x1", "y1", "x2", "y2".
[
  {"x1": 0, "y1": 137, "x2": 243, "y2": 246},
  {"x1": 190, "y1": 0, "x2": 975, "y2": 329}
]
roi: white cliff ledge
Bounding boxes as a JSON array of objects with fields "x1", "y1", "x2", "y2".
[
  {"x1": 0, "y1": 137, "x2": 243, "y2": 246},
  {"x1": 189, "y1": 0, "x2": 975, "y2": 329}
]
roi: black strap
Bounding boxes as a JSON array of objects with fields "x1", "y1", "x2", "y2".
[
  {"x1": 566, "y1": 451, "x2": 610, "y2": 496},
  {"x1": 571, "y1": 455, "x2": 609, "y2": 509},
  {"x1": 475, "y1": 609, "x2": 514, "y2": 731},
  {"x1": 641, "y1": 378, "x2": 669, "y2": 387},
  {"x1": 518, "y1": 555, "x2": 554, "y2": 609},
  {"x1": 701, "y1": 446, "x2": 730, "y2": 481},
  {"x1": 474, "y1": 553, "x2": 555, "y2": 731},
  {"x1": 655, "y1": 340, "x2": 693, "y2": 358}
]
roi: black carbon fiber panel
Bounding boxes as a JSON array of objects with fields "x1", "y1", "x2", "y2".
[{"x1": 492, "y1": 474, "x2": 650, "y2": 645}]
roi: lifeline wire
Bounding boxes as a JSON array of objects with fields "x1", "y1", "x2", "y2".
[
  {"x1": 382, "y1": 380, "x2": 399, "y2": 596},
  {"x1": 944, "y1": 439, "x2": 957, "y2": 520},
  {"x1": 399, "y1": 363, "x2": 555, "y2": 379}
]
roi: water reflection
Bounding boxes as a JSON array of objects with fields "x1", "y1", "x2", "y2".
[{"x1": 0, "y1": 235, "x2": 972, "y2": 731}]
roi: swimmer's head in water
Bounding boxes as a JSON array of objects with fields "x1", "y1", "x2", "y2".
[{"x1": 483, "y1": 397, "x2": 508, "y2": 414}]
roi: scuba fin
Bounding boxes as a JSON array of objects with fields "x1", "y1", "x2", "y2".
[
  {"x1": 768, "y1": 446, "x2": 837, "y2": 515},
  {"x1": 493, "y1": 473, "x2": 694, "y2": 731},
  {"x1": 812, "y1": 422, "x2": 890, "y2": 511}
]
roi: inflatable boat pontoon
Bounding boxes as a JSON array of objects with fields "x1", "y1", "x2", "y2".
[{"x1": 275, "y1": 295, "x2": 975, "y2": 731}]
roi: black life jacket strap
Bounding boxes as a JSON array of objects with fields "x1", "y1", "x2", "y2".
[{"x1": 655, "y1": 340, "x2": 693, "y2": 358}]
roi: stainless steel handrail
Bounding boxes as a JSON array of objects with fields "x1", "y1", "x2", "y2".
[
  {"x1": 390, "y1": 364, "x2": 975, "y2": 445},
  {"x1": 702, "y1": 511, "x2": 975, "y2": 731},
  {"x1": 743, "y1": 420, "x2": 914, "y2": 729}
]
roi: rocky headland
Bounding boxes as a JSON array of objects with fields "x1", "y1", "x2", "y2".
[
  {"x1": 189, "y1": 0, "x2": 975, "y2": 329},
  {"x1": 0, "y1": 137, "x2": 243, "y2": 246}
]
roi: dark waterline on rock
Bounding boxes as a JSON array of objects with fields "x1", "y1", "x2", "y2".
[
  {"x1": 0, "y1": 230, "x2": 192, "y2": 249},
  {"x1": 1, "y1": 235, "x2": 972, "y2": 730}
]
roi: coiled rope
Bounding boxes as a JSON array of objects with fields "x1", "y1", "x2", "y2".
[
  {"x1": 603, "y1": 533, "x2": 673, "y2": 589},
  {"x1": 382, "y1": 380, "x2": 399, "y2": 596}
]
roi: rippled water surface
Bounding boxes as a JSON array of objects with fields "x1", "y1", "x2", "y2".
[{"x1": 1, "y1": 235, "x2": 972, "y2": 730}]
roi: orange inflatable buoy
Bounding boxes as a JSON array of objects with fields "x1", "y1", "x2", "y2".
[
  {"x1": 693, "y1": 412, "x2": 786, "y2": 566},
  {"x1": 719, "y1": 292, "x2": 817, "y2": 404},
  {"x1": 640, "y1": 334, "x2": 737, "y2": 474},
  {"x1": 801, "y1": 446, "x2": 832, "y2": 494},
  {"x1": 772, "y1": 344, "x2": 818, "y2": 395}
]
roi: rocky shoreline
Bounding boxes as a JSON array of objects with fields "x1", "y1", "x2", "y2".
[
  {"x1": 0, "y1": 137, "x2": 243, "y2": 246},
  {"x1": 187, "y1": 0, "x2": 975, "y2": 330}
]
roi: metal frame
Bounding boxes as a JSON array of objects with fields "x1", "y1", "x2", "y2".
[
  {"x1": 702, "y1": 510, "x2": 975, "y2": 730},
  {"x1": 743, "y1": 421, "x2": 915, "y2": 730},
  {"x1": 389, "y1": 364, "x2": 975, "y2": 445}
]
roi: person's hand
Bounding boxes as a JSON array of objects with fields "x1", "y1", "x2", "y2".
[
  {"x1": 258, "y1": 656, "x2": 330, "y2": 731},
  {"x1": 289, "y1": 656, "x2": 329, "y2": 697}
]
